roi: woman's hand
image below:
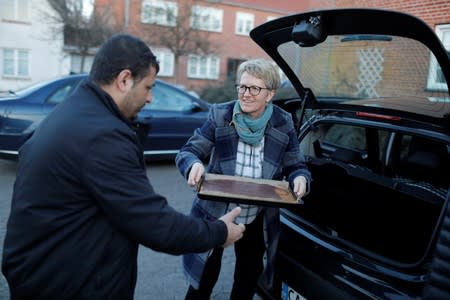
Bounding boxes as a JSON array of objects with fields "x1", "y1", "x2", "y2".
[
  {"x1": 187, "y1": 162, "x2": 205, "y2": 187},
  {"x1": 293, "y1": 175, "x2": 307, "y2": 201}
]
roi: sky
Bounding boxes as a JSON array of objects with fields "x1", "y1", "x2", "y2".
[{"x1": 81, "y1": 0, "x2": 94, "y2": 17}]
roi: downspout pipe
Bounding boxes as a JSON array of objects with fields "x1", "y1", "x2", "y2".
[{"x1": 124, "y1": 0, "x2": 130, "y2": 32}]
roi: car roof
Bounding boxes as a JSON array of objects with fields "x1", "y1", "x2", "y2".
[
  {"x1": 3, "y1": 73, "x2": 207, "y2": 104},
  {"x1": 250, "y1": 8, "x2": 450, "y2": 128}
]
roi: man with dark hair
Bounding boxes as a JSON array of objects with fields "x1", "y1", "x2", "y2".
[{"x1": 2, "y1": 34, "x2": 245, "y2": 299}]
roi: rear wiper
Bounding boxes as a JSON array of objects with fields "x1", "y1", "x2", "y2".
[{"x1": 8, "y1": 90, "x2": 17, "y2": 96}]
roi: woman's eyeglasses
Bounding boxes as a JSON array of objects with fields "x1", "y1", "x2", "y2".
[{"x1": 235, "y1": 84, "x2": 271, "y2": 96}]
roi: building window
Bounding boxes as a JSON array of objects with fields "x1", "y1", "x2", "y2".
[
  {"x1": 2, "y1": 48, "x2": 30, "y2": 77},
  {"x1": 70, "y1": 54, "x2": 94, "y2": 73},
  {"x1": 141, "y1": 0, "x2": 177, "y2": 27},
  {"x1": 1, "y1": 0, "x2": 31, "y2": 22},
  {"x1": 227, "y1": 58, "x2": 246, "y2": 81},
  {"x1": 235, "y1": 12, "x2": 254, "y2": 36},
  {"x1": 427, "y1": 24, "x2": 450, "y2": 91},
  {"x1": 191, "y1": 5, "x2": 223, "y2": 32},
  {"x1": 187, "y1": 55, "x2": 219, "y2": 79},
  {"x1": 152, "y1": 49, "x2": 174, "y2": 77}
]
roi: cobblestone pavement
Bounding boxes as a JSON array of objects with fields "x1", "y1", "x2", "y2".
[{"x1": 0, "y1": 160, "x2": 264, "y2": 300}]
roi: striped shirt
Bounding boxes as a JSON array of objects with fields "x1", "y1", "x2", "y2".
[{"x1": 227, "y1": 138, "x2": 264, "y2": 224}]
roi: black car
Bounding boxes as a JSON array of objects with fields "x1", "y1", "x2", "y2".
[
  {"x1": 0, "y1": 74, "x2": 210, "y2": 161},
  {"x1": 251, "y1": 9, "x2": 450, "y2": 300}
]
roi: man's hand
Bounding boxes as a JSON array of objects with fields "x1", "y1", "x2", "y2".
[
  {"x1": 187, "y1": 162, "x2": 205, "y2": 187},
  {"x1": 219, "y1": 207, "x2": 245, "y2": 247}
]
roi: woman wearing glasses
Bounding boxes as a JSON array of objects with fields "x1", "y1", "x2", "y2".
[{"x1": 176, "y1": 58, "x2": 311, "y2": 300}]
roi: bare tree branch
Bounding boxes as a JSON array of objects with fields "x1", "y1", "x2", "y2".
[{"x1": 44, "y1": 0, "x2": 119, "y2": 72}]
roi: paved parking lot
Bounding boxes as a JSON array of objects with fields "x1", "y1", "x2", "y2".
[{"x1": 0, "y1": 160, "x2": 263, "y2": 300}]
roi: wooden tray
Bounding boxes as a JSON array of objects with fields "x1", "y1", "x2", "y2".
[{"x1": 197, "y1": 173, "x2": 300, "y2": 207}]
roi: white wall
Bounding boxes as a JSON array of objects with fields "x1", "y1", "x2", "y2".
[{"x1": 0, "y1": 0, "x2": 69, "y2": 92}]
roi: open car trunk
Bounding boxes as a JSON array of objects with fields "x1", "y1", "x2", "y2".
[{"x1": 288, "y1": 119, "x2": 449, "y2": 266}]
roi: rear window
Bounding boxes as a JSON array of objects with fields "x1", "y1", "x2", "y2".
[{"x1": 277, "y1": 35, "x2": 450, "y2": 118}]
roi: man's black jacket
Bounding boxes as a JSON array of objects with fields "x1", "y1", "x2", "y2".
[{"x1": 2, "y1": 80, "x2": 227, "y2": 299}]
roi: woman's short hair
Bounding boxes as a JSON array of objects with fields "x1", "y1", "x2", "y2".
[{"x1": 236, "y1": 59, "x2": 281, "y2": 90}]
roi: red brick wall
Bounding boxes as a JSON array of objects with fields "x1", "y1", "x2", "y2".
[
  {"x1": 334, "y1": 0, "x2": 450, "y2": 29},
  {"x1": 96, "y1": 0, "x2": 125, "y2": 29}
]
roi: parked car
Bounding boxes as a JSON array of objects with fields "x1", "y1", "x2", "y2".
[
  {"x1": 250, "y1": 8, "x2": 450, "y2": 300},
  {"x1": 0, "y1": 73, "x2": 210, "y2": 161}
]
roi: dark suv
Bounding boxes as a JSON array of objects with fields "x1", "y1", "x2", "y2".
[{"x1": 252, "y1": 9, "x2": 450, "y2": 300}]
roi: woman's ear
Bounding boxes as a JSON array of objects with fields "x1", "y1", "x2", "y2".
[{"x1": 266, "y1": 89, "x2": 276, "y2": 102}]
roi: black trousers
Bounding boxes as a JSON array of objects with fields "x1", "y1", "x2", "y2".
[{"x1": 185, "y1": 212, "x2": 266, "y2": 300}]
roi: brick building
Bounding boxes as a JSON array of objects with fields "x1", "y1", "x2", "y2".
[
  {"x1": 334, "y1": 0, "x2": 450, "y2": 29},
  {"x1": 96, "y1": 0, "x2": 449, "y2": 94},
  {"x1": 97, "y1": 0, "x2": 310, "y2": 92}
]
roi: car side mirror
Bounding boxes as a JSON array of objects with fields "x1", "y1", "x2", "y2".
[
  {"x1": 292, "y1": 15, "x2": 326, "y2": 47},
  {"x1": 190, "y1": 102, "x2": 202, "y2": 112}
]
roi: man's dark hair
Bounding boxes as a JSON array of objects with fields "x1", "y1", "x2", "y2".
[{"x1": 89, "y1": 34, "x2": 160, "y2": 85}]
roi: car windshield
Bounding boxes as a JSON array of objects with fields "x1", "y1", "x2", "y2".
[{"x1": 278, "y1": 34, "x2": 450, "y2": 117}]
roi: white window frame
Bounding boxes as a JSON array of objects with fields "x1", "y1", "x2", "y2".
[
  {"x1": 152, "y1": 48, "x2": 174, "y2": 77},
  {"x1": 427, "y1": 24, "x2": 450, "y2": 91},
  {"x1": 141, "y1": 0, "x2": 178, "y2": 27},
  {"x1": 190, "y1": 5, "x2": 223, "y2": 32},
  {"x1": 235, "y1": 12, "x2": 254, "y2": 36},
  {"x1": 1, "y1": 0, "x2": 31, "y2": 22},
  {"x1": 187, "y1": 55, "x2": 219, "y2": 80},
  {"x1": 2, "y1": 48, "x2": 30, "y2": 78}
]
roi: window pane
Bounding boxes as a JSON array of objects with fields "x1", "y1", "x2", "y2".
[
  {"x1": 3, "y1": 49, "x2": 14, "y2": 60},
  {"x1": 162, "y1": 55, "x2": 173, "y2": 75},
  {"x1": 435, "y1": 65, "x2": 445, "y2": 84},
  {"x1": 191, "y1": 6, "x2": 222, "y2": 32},
  {"x1": 141, "y1": 0, "x2": 177, "y2": 26},
  {"x1": 3, "y1": 49, "x2": 15, "y2": 75},
  {"x1": 212, "y1": 18, "x2": 220, "y2": 31},
  {"x1": 209, "y1": 57, "x2": 218, "y2": 78},
  {"x1": 236, "y1": 12, "x2": 254, "y2": 35},
  {"x1": 48, "y1": 84, "x2": 77, "y2": 104},
  {"x1": 442, "y1": 31, "x2": 450, "y2": 47},
  {"x1": 17, "y1": 50, "x2": 29, "y2": 76},
  {"x1": 145, "y1": 83, "x2": 192, "y2": 111},
  {"x1": 427, "y1": 24, "x2": 450, "y2": 91},
  {"x1": 188, "y1": 56, "x2": 198, "y2": 75},
  {"x1": 187, "y1": 55, "x2": 219, "y2": 79},
  {"x1": 153, "y1": 49, "x2": 174, "y2": 77},
  {"x1": 324, "y1": 124, "x2": 366, "y2": 151},
  {"x1": 200, "y1": 57, "x2": 207, "y2": 76},
  {"x1": 2, "y1": 49, "x2": 29, "y2": 77}
]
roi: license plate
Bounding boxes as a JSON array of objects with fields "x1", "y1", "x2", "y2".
[{"x1": 281, "y1": 282, "x2": 307, "y2": 300}]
